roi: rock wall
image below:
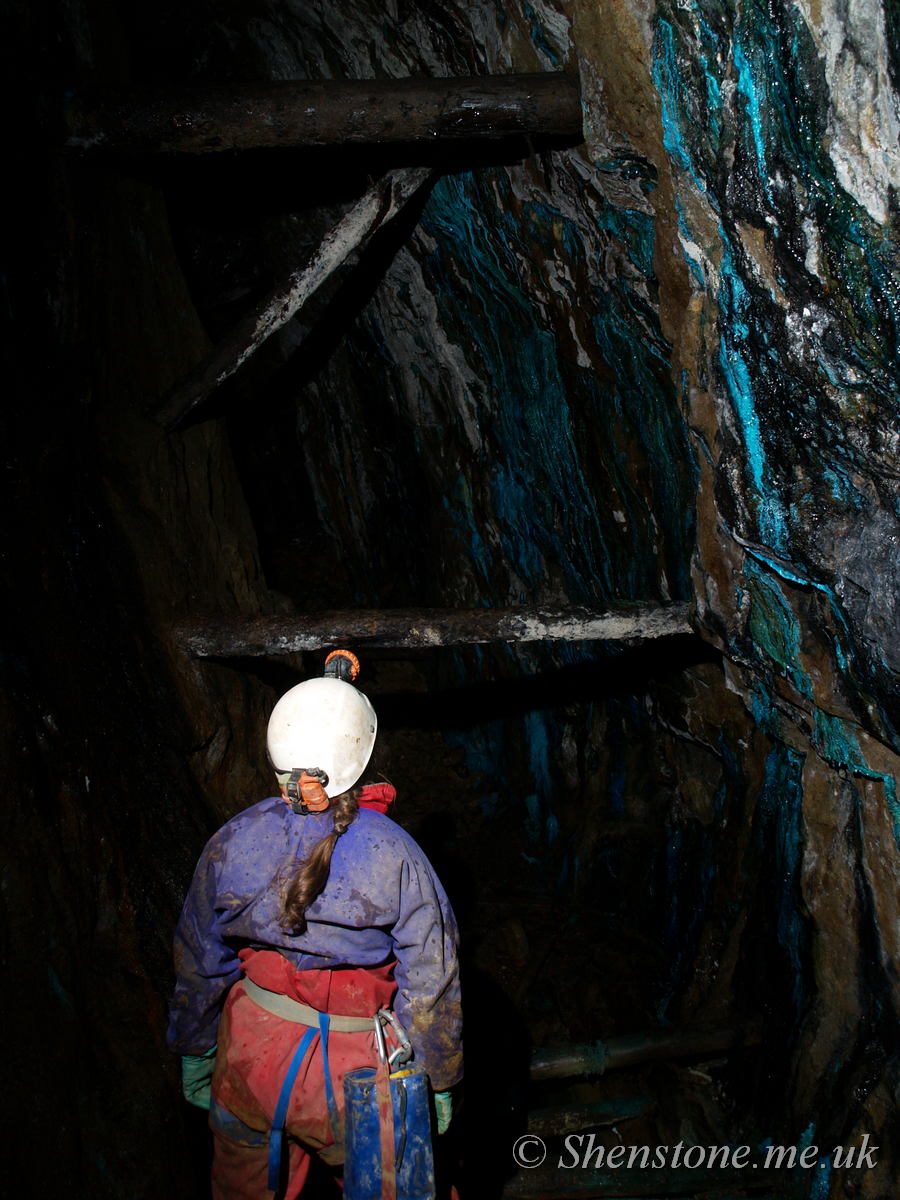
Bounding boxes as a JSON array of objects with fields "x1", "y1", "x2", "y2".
[
  {"x1": 3, "y1": 2, "x2": 283, "y2": 1194},
  {"x1": 575, "y1": 1, "x2": 900, "y2": 1186},
  {"x1": 209, "y1": 1, "x2": 899, "y2": 1192}
]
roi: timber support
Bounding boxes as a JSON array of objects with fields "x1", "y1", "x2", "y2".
[
  {"x1": 154, "y1": 166, "x2": 433, "y2": 428},
  {"x1": 64, "y1": 74, "x2": 583, "y2": 154},
  {"x1": 171, "y1": 603, "x2": 693, "y2": 657},
  {"x1": 529, "y1": 1021, "x2": 763, "y2": 1082}
]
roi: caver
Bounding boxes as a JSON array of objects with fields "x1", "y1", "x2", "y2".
[{"x1": 168, "y1": 651, "x2": 462, "y2": 1199}]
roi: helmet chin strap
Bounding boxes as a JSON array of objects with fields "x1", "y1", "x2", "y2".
[{"x1": 284, "y1": 768, "x2": 330, "y2": 815}]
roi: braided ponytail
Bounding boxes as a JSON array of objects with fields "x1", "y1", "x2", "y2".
[{"x1": 281, "y1": 789, "x2": 360, "y2": 934}]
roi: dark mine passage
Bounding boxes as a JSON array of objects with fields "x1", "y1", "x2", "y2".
[{"x1": 4, "y1": 1, "x2": 900, "y2": 1199}]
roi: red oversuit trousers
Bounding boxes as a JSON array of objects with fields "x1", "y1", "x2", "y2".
[{"x1": 210, "y1": 949, "x2": 397, "y2": 1200}]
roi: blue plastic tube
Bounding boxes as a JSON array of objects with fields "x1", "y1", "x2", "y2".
[{"x1": 343, "y1": 1064, "x2": 435, "y2": 1200}]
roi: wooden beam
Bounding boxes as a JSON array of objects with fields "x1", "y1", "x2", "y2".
[
  {"x1": 153, "y1": 166, "x2": 433, "y2": 429},
  {"x1": 529, "y1": 1021, "x2": 762, "y2": 1082},
  {"x1": 171, "y1": 604, "x2": 692, "y2": 657},
  {"x1": 526, "y1": 1096, "x2": 654, "y2": 1138},
  {"x1": 65, "y1": 74, "x2": 582, "y2": 154}
]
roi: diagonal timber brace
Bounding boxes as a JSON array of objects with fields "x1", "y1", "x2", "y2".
[
  {"x1": 171, "y1": 604, "x2": 693, "y2": 657},
  {"x1": 154, "y1": 165, "x2": 434, "y2": 429}
]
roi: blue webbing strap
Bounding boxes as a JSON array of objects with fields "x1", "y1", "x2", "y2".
[
  {"x1": 318, "y1": 1012, "x2": 342, "y2": 1143},
  {"x1": 267, "y1": 1027, "x2": 317, "y2": 1193}
]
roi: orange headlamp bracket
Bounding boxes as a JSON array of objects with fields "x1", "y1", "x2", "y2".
[
  {"x1": 324, "y1": 649, "x2": 360, "y2": 682},
  {"x1": 285, "y1": 768, "x2": 330, "y2": 815}
]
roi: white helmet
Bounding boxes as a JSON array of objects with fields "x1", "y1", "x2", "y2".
[{"x1": 267, "y1": 675, "x2": 377, "y2": 798}]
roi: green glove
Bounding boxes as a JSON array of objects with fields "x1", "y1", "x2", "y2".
[
  {"x1": 434, "y1": 1090, "x2": 452, "y2": 1135},
  {"x1": 182, "y1": 1046, "x2": 217, "y2": 1111}
]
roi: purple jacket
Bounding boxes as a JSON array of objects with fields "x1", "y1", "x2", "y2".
[{"x1": 167, "y1": 796, "x2": 462, "y2": 1090}]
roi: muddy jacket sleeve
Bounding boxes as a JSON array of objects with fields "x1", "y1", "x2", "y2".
[
  {"x1": 167, "y1": 841, "x2": 243, "y2": 1056},
  {"x1": 390, "y1": 853, "x2": 463, "y2": 1092}
]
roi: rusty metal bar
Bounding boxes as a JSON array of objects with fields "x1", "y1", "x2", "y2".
[
  {"x1": 64, "y1": 74, "x2": 583, "y2": 154},
  {"x1": 171, "y1": 603, "x2": 693, "y2": 657},
  {"x1": 530, "y1": 1022, "x2": 762, "y2": 1082}
]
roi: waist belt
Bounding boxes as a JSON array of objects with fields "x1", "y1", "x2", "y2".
[{"x1": 243, "y1": 976, "x2": 376, "y2": 1032}]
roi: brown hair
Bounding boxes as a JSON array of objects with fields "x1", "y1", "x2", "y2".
[{"x1": 281, "y1": 788, "x2": 361, "y2": 934}]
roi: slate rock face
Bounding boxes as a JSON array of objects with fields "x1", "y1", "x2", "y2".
[{"x1": 646, "y1": 0, "x2": 900, "y2": 734}]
